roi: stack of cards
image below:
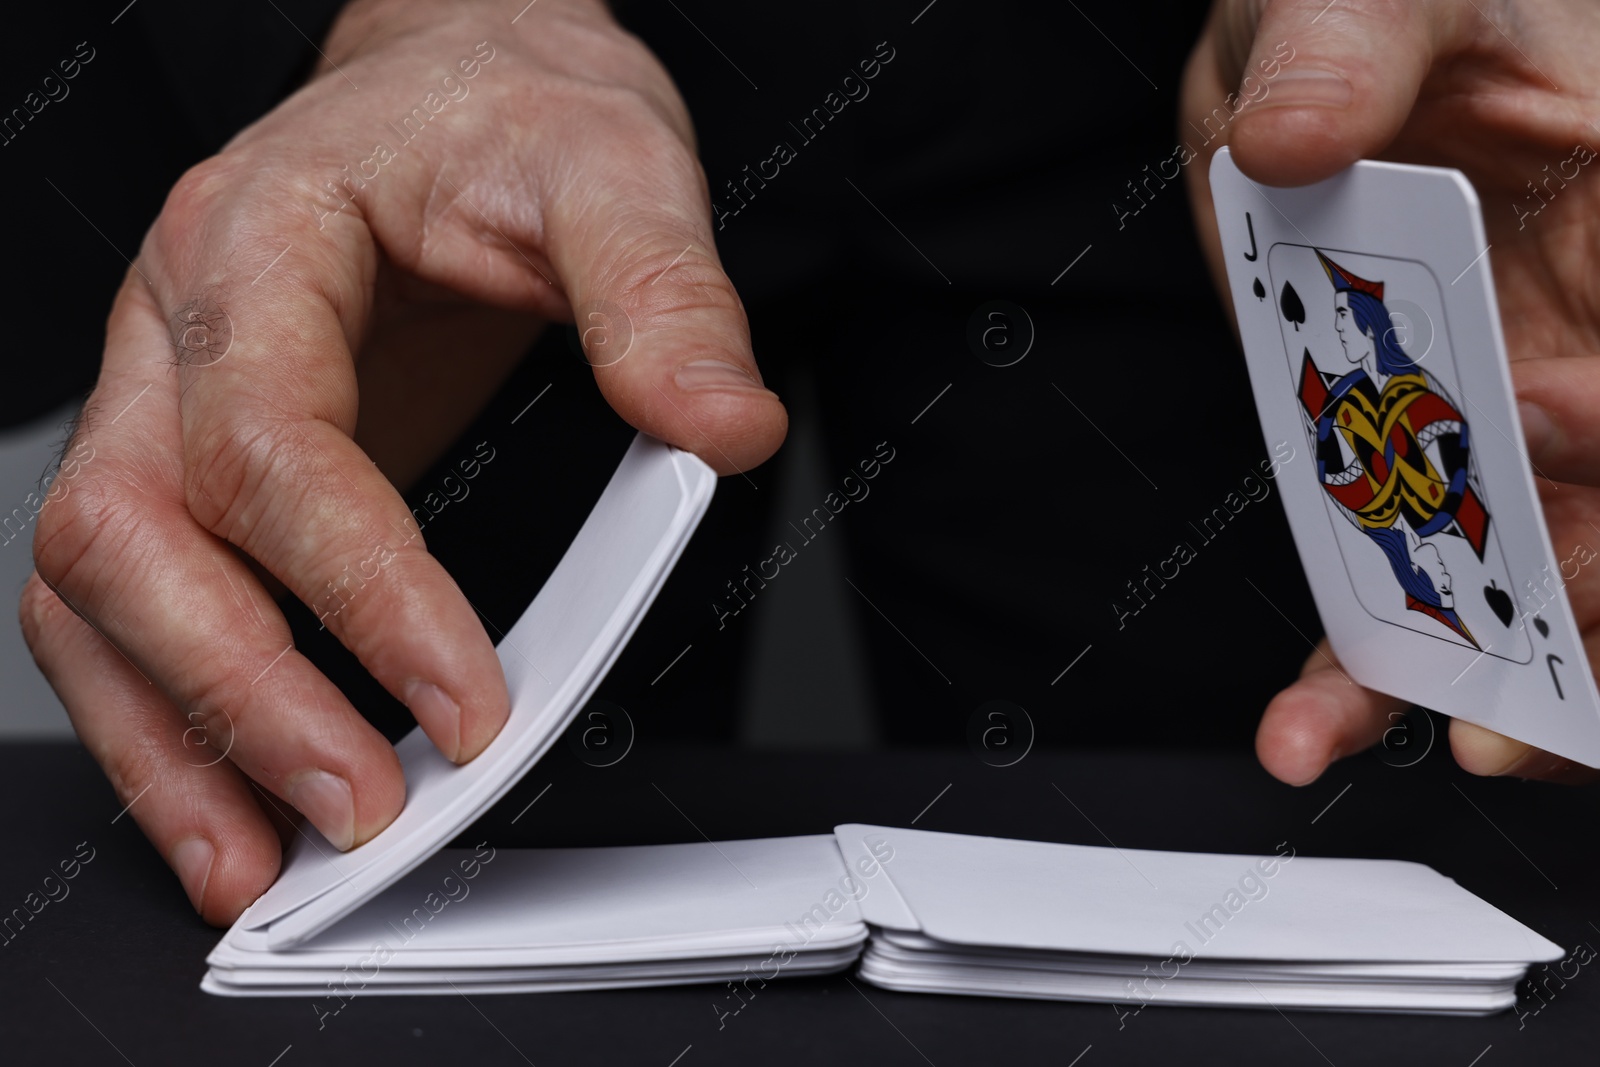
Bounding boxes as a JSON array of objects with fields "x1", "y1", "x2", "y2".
[
  {"x1": 201, "y1": 430, "x2": 1565, "y2": 1015},
  {"x1": 837, "y1": 824, "x2": 1560, "y2": 1016},
  {"x1": 1209, "y1": 148, "x2": 1600, "y2": 768},
  {"x1": 207, "y1": 823, "x2": 1558, "y2": 1016},
  {"x1": 204, "y1": 836, "x2": 868, "y2": 996}
]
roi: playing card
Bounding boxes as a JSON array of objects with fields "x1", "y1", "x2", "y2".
[
  {"x1": 834, "y1": 824, "x2": 1560, "y2": 963},
  {"x1": 236, "y1": 434, "x2": 717, "y2": 949},
  {"x1": 1210, "y1": 148, "x2": 1600, "y2": 768},
  {"x1": 204, "y1": 837, "x2": 868, "y2": 995}
]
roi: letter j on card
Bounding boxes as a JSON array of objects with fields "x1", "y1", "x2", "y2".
[{"x1": 1210, "y1": 148, "x2": 1600, "y2": 767}]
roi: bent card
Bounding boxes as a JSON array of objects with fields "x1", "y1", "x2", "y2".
[{"x1": 1210, "y1": 148, "x2": 1600, "y2": 768}]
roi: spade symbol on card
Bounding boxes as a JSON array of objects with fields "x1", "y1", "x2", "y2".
[
  {"x1": 1534, "y1": 615, "x2": 1550, "y2": 638},
  {"x1": 1252, "y1": 278, "x2": 1266, "y2": 301},
  {"x1": 1280, "y1": 282, "x2": 1306, "y2": 331},
  {"x1": 1483, "y1": 581, "x2": 1515, "y2": 628}
]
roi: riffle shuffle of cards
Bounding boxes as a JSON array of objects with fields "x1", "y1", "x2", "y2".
[{"x1": 202, "y1": 436, "x2": 1564, "y2": 1014}]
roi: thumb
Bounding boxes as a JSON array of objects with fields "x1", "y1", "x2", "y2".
[
  {"x1": 1449, "y1": 718, "x2": 1599, "y2": 784},
  {"x1": 543, "y1": 125, "x2": 787, "y2": 476},
  {"x1": 1222, "y1": 0, "x2": 1459, "y2": 186}
]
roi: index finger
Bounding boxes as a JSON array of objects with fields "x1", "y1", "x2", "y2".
[{"x1": 150, "y1": 161, "x2": 510, "y2": 767}]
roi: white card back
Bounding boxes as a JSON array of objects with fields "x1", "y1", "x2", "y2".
[
  {"x1": 237, "y1": 435, "x2": 715, "y2": 949},
  {"x1": 836, "y1": 824, "x2": 1562, "y2": 964}
]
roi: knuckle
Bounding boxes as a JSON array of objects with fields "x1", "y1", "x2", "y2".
[
  {"x1": 29, "y1": 482, "x2": 84, "y2": 583},
  {"x1": 149, "y1": 154, "x2": 317, "y2": 278},
  {"x1": 31, "y1": 465, "x2": 145, "y2": 599},
  {"x1": 614, "y1": 80, "x2": 695, "y2": 147},
  {"x1": 153, "y1": 157, "x2": 248, "y2": 249},
  {"x1": 616, "y1": 112, "x2": 701, "y2": 187},
  {"x1": 173, "y1": 645, "x2": 274, "y2": 761},
  {"x1": 1348, "y1": 0, "x2": 1412, "y2": 23},
  {"x1": 612, "y1": 240, "x2": 744, "y2": 322},
  {"x1": 302, "y1": 542, "x2": 396, "y2": 637},
  {"x1": 166, "y1": 157, "x2": 233, "y2": 215},
  {"x1": 180, "y1": 687, "x2": 243, "y2": 760},
  {"x1": 183, "y1": 415, "x2": 312, "y2": 542},
  {"x1": 305, "y1": 538, "x2": 440, "y2": 671},
  {"x1": 1281, "y1": 0, "x2": 1407, "y2": 34},
  {"x1": 17, "y1": 572, "x2": 69, "y2": 660},
  {"x1": 547, "y1": 80, "x2": 698, "y2": 182},
  {"x1": 99, "y1": 734, "x2": 168, "y2": 817}
]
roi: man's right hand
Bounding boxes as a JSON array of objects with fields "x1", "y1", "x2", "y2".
[
  {"x1": 21, "y1": 0, "x2": 785, "y2": 925},
  {"x1": 1183, "y1": 0, "x2": 1600, "y2": 787}
]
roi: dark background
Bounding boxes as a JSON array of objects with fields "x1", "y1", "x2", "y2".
[
  {"x1": 0, "y1": 0, "x2": 1315, "y2": 750},
  {"x1": 5, "y1": 741, "x2": 1599, "y2": 1065}
]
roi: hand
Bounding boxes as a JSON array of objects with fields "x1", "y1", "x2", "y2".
[
  {"x1": 21, "y1": 0, "x2": 786, "y2": 924},
  {"x1": 1182, "y1": 0, "x2": 1600, "y2": 785}
]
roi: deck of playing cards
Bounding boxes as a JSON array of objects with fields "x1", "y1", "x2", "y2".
[
  {"x1": 839, "y1": 824, "x2": 1559, "y2": 1016},
  {"x1": 205, "y1": 836, "x2": 870, "y2": 998},
  {"x1": 1210, "y1": 148, "x2": 1600, "y2": 768},
  {"x1": 201, "y1": 433, "x2": 1563, "y2": 1014}
]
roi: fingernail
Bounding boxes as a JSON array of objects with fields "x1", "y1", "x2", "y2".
[
  {"x1": 405, "y1": 679, "x2": 462, "y2": 762},
  {"x1": 287, "y1": 770, "x2": 356, "y2": 850},
  {"x1": 1485, "y1": 747, "x2": 1533, "y2": 777},
  {"x1": 1483, "y1": 755, "x2": 1528, "y2": 778},
  {"x1": 675, "y1": 359, "x2": 769, "y2": 394},
  {"x1": 170, "y1": 837, "x2": 214, "y2": 915},
  {"x1": 1518, "y1": 400, "x2": 1556, "y2": 458},
  {"x1": 1258, "y1": 69, "x2": 1353, "y2": 110}
]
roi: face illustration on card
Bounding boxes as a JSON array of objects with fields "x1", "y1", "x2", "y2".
[
  {"x1": 1210, "y1": 150, "x2": 1600, "y2": 768},
  {"x1": 1261, "y1": 245, "x2": 1531, "y2": 663}
]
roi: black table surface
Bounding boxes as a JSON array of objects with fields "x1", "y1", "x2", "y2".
[{"x1": 3, "y1": 735, "x2": 1597, "y2": 1066}]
